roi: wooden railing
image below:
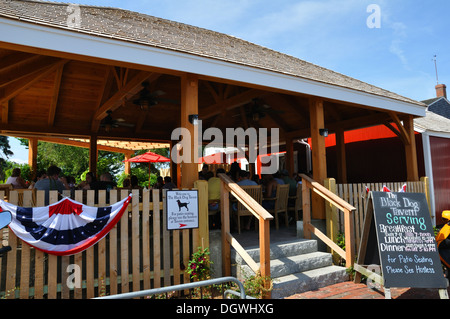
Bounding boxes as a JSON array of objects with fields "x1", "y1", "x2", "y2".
[
  {"x1": 300, "y1": 174, "x2": 356, "y2": 268},
  {"x1": 218, "y1": 173, "x2": 273, "y2": 299}
]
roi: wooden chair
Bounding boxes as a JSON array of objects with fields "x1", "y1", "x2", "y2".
[
  {"x1": 0, "y1": 184, "x2": 13, "y2": 201},
  {"x1": 208, "y1": 199, "x2": 220, "y2": 229},
  {"x1": 288, "y1": 184, "x2": 302, "y2": 222},
  {"x1": 9, "y1": 188, "x2": 36, "y2": 206},
  {"x1": 236, "y1": 185, "x2": 262, "y2": 234},
  {"x1": 265, "y1": 184, "x2": 290, "y2": 230}
]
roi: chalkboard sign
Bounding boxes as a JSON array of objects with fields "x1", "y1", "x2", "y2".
[{"x1": 364, "y1": 191, "x2": 447, "y2": 289}]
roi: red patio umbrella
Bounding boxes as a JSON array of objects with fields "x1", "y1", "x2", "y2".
[
  {"x1": 124, "y1": 151, "x2": 170, "y2": 163},
  {"x1": 124, "y1": 151, "x2": 170, "y2": 185}
]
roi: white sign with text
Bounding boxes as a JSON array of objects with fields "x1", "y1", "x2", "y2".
[{"x1": 166, "y1": 190, "x2": 199, "y2": 230}]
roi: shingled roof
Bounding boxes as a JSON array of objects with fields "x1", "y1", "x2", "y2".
[{"x1": 0, "y1": 0, "x2": 424, "y2": 108}]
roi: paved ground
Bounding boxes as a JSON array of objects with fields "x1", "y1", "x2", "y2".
[{"x1": 285, "y1": 281, "x2": 450, "y2": 299}]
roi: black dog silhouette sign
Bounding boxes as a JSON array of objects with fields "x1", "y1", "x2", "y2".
[{"x1": 166, "y1": 190, "x2": 199, "y2": 230}]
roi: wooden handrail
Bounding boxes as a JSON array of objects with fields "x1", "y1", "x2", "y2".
[
  {"x1": 300, "y1": 174, "x2": 355, "y2": 213},
  {"x1": 218, "y1": 173, "x2": 272, "y2": 299},
  {"x1": 218, "y1": 173, "x2": 273, "y2": 221},
  {"x1": 300, "y1": 174, "x2": 356, "y2": 268}
]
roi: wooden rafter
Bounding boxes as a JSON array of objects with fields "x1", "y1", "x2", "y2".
[
  {"x1": 0, "y1": 56, "x2": 61, "y2": 88},
  {"x1": 91, "y1": 71, "x2": 160, "y2": 132},
  {"x1": 279, "y1": 95, "x2": 309, "y2": 126},
  {"x1": 0, "y1": 52, "x2": 37, "y2": 73},
  {"x1": 386, "y1": 111, "x2": 410, "y2": 145},
  {"x1": 1, "y1": 100, "x2": 8, "y2": 125},
  {"x1": 200, "y1": 89, "x2": 266, "y2": 120},
  {"x1": 203, "y1": 81, "x2": 220, "y2": 103},
  {"x1": 47, "y1": 64, "x2": 65, "y2": 126},
  {"x1": 0, "y1": 59, "x2": 69, "y2": 103},
  {"x1": 265, "y1": 110, "x2": 291, "y2": 133}
]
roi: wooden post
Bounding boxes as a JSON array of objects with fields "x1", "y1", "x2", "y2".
[
  {"x1": 220, "y1": 181, "x2": 231, "y2": 276},
  {"x1": 194, "y1": 180, "x2": 209, "y2": 251},
  {"x1": 302, "y1": 177, "x2": 311, "y2": 239},
  {"x1": 335, "y1": 128, "x2": 347, "y2": 184},
  {"x1": 325, "y1": 178, "x2": 340, "y2": 263},
  {"x1": 123, "y1": 150, "x2": 133, "y2": 176},
  {"x1": 89, "y1": 135, "x2": 98, "y2": 177},
  {"x1": 404, "y1": 115, "x2": 419, "y2": 181},
  {"x1": 180, "y1": 73, "x2": 199, "y2": 188},
  {"x1": 309, "y1": 97, "x2": 327, "y2": 219},
  {"x1": 285, "y1": 138, "x2": 294, "y2": 177},
  {"x1": 421, "y1": 176, "x2": 432, "y2": 219},
  {"x1": 344, "y1": 207, "x2": 355, "y2": 268},
  {"x1": 259, "y1": 218, "x2": 271, "y2": 299},
  {"x1": 28, "y1": 137, "x2": 38, "y2": 180}
]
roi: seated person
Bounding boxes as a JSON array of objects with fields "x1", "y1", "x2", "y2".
[
  {"x1": 130, "y1": 175, "x2": 142, "y2": 189},
  {"x1": 79, "y1": 172, "x2": 96, "y2": 190},
  {"x1": 237, "y1": 170, "x2": 257, "y2": 186},
  {"x1": 6, "y1": 168, "x2": 28, "y2": 189},
  {"x1": 28, "y1": 170, "x2": 47, "y2": 189},
  {"x1": 153, "y1": 176, "x2": 164, "y2": 189},
  {"x1": 262, "y1": 174, "x2": 281, "y2": 210},
  {"x1": 281, "y1": 169, "x2": 297, "y2": 197},
  {"x1": 208, "y1": 168, "x2": 224, "y2": 210},
  {"x1": 235, "y1": 170, "x2": 258, "y2": 231},
  {"x1": 162, "y1": 176, "x2": 177, "y2": 190},
  {"x1": 34, "y1": 165, "x2": 68, "y2": 205},
  {"x1": 91, "y1": 172, "x2": 117, "y2": 191}
]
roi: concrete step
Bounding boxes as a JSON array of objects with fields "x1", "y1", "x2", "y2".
[
  {"x1": 230, "y1": 238, "x2": 349, "y2": 299},
  {"x1": 271, "y1": 265, "x2": 349, "y2": 299},
  {"x1": 232, "y1": 238, "x2": 318, "y2": 264},
  {"x1": 237, "y1": 251, "x2": 333, "y2": 279}
]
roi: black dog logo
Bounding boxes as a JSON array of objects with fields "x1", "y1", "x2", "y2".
[{"x1": 176, "y1": 200, "x2": 189, "y2": 211}]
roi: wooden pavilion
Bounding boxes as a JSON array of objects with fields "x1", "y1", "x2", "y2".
[{"x1": 0, "y1": 0, "x2": 426, "y2": 219}]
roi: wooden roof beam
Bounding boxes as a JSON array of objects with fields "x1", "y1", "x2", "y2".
[
  {"x1": 1, "y1": 100, "x2": 8, "y2": 125},
  {"x1": 200, "y1": 89, "x2": 267, "y2": 120},
  {"x1": 387, "y1": 111, "x2": 410, "y2": 145},
  {"x1": 0, "y1": 52, "x2": 38, "y2": 73},
  {"x1": 47, "y1": 64, "x2": 65, "y2": 127},
  {"x1": 0, "y1": 59, "x2": 69, "y2": 103},
  {"x1": 91, "y1": 71, "x2": 161, "y2": 132},
  {"x1": 0, "y1": 55, "x2": 60, "y2": 88}
]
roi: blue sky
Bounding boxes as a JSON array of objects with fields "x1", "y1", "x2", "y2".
[{"x1": 5, "y1": 0, "x2": 450, "y2": 163}]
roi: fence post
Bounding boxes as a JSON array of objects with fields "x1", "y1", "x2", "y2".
[
  {"x1": 259, "y1": 218, "x2": 271, "y2": 299},
  {"x1": 302, "y1": 177, "x2": 311, "y2": 239},
  {"x1": 420, "y1": 176, "x2": 432, "y2": 220},
  {"x1": 325, "y1": 178, "x2": 339, "y2": 263},
  {"x1": 344, "y1": 208, "x2": 355, "y2": 268},
  {"x1": 220, "y1": 181, "x2": 231, "y2": 276},
  {"x1": 194, "y1": 180, "x2": 209, "y2": 250}
]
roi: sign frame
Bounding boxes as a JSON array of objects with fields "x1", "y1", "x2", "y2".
[
  {"x1": 354, "y1": 191, "x2": 449, "y2": 299},
  {"x1": 166, "y1": 190, "x2": 199, "y2": 230}
]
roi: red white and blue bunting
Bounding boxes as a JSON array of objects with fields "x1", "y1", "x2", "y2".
[{"x1": 0, "y1": 195, "x2": 131, "y2": 256}]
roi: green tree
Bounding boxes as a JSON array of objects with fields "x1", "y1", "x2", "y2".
[{"x1": 0, "y1": 136, "x2": 13, "y2": 181}]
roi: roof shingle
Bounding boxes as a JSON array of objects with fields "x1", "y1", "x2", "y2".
[{"x1": 0, "y1": 0, "x2": 425, "y2": 107}]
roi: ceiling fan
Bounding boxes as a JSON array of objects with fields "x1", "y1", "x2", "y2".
[
  {"x1": 100, "y1": 110, "x2": 135, "y2": 132},
  {"x1": 133, "y1": 82, "x2": 179, "y2": 110},
  {"x1": 246, "y1": 98, "x2": 284, "y2": 122}
]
